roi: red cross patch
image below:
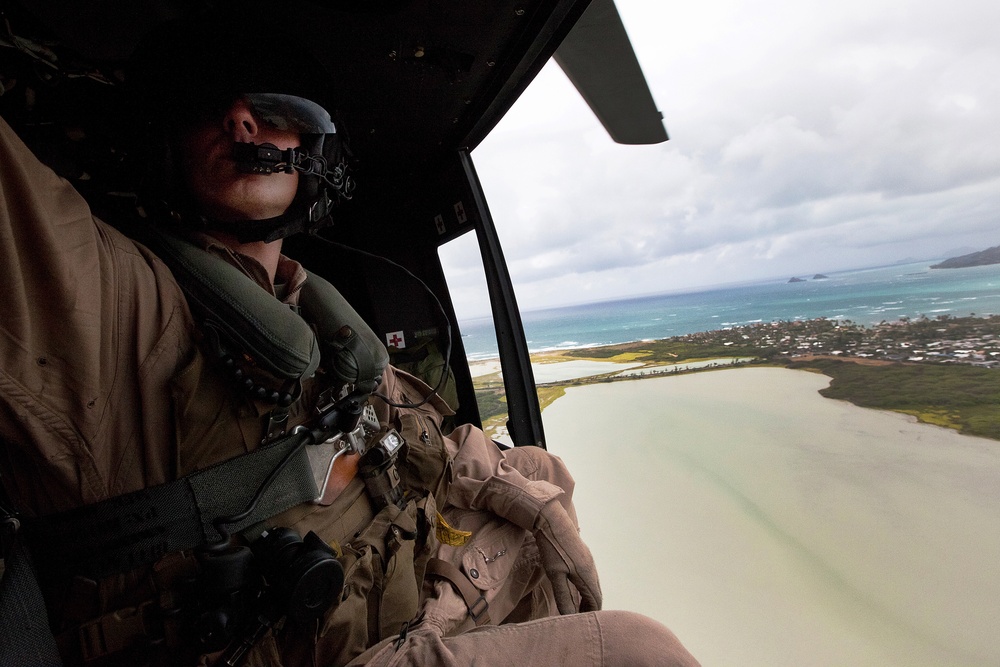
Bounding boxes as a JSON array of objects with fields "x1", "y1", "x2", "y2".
[{"x1": 386, "y1": 330, "x2": 406, "y2": 349}]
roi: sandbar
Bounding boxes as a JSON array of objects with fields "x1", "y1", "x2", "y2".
[
  {"x1": 469, "y1": 358, "x2": 643, "y2": 383},
  {"x1": 614, "y1": 357, "x2": 756, "y2": 377},
  {"x1": 532, "y1": 359, "x2": 642, "y2": 383},
  {"x1": 468, "y1": 359, "x2": 502, "y2": 378},
  {"x1": 544, "y1": 367, "x2": 1000, "y2": 667}
]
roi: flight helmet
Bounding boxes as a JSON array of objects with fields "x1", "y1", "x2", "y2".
[{"x1": 128, "y1": 14, "x2": 354, "y2": 242}]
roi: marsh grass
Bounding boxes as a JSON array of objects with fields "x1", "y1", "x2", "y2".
[{"x1": 789, "y1": 359, "x2": 1000, "y2": 440}]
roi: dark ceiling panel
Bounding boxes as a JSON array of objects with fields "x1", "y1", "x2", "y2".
[
  {"x1": 4, "y1": 0, "x2": 593, "y2": 192},
  {"x1": 3, "y1": 0, "x2": 662, "y2": 193}
]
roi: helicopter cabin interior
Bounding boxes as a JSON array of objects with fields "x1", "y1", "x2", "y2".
[{"x1": 0, "y1": 0, "x2": 667, "y2": 448}]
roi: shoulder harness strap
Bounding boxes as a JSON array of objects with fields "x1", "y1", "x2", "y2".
[
  {"x1": 424, "y1": 557, "x2": 491, "y2": 626},
  {"x1": 25, "y1": 431, "x2": 316, "y2": 580}
]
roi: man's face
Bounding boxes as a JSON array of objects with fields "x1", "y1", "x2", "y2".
[{"x1": 180, "y1": 97, "x2": 300, "y2": 222}]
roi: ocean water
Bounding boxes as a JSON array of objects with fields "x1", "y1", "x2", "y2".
[{"x1": 458, "y1": 261, "x2": 1000, "y2": 359}]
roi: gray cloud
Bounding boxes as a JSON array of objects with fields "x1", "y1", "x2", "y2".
[{"x1": 452, "y1": 0, "x2": 1000, "y2": 316}]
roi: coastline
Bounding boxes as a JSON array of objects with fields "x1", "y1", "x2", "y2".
[
  {"x1": 469, "y1": 314, "x2": 1000, "y2": 442},
  {"x1": 544, "y1": 367, "x2": 1000, "y2": 667}
]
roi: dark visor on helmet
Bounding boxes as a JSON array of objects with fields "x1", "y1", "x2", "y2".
[{"x1": 245, "y1": 93, "x2": 336, "y2": 135}]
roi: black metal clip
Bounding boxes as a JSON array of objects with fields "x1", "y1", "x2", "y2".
[
  {"x1": 0, "y1": 501, "x2": 21, "y2": 562},
  {"x1": 393, "y1": 620, "x2": 411, "y2": 651}
]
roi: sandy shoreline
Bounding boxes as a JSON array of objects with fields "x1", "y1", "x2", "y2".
[
  {"x1": 469, "y1": 356, "x2": 758, "y2": 383},
  {"x1": 542, "y1": 367, "x2": 1000, "y2": 666}
]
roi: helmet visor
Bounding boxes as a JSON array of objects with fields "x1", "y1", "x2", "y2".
[{"x1": 246, "y1": 94, "x2": 336, "y2": 135}]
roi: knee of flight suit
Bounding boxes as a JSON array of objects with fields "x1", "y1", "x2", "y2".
[{"x1": 593, "y1": 610, "x2": 702, "y2": 667}]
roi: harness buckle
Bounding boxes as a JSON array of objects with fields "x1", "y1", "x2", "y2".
[
  {"x1": 77, "y1": 599, "x2": 162, "y2": 663},
  {"x1": 468, "y1": 594, "x2": 490, "y2": 623}
]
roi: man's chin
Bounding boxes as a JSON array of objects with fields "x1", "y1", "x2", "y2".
[{"x1": 197, "y1": 184, "x2": 296, "y2": 222}]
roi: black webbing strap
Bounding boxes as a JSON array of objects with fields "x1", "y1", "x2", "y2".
[
  {"x1": 25, "y1": 431, "x2": 318, "y2": 580},
  {"x1": 0, "y1": 539, "x2": 63, "y2": 666},
  {"x1": 424, "y1": 557, "x2": 491, "y2": 626}
]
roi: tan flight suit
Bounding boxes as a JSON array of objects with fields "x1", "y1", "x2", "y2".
[{"x1": 0, "y1": 118, "x2": 698, "y2": 666}]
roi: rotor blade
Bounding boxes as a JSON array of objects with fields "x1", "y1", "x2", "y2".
[{"x1": 554, "y1": 0, "x2": 668, "y2": 145}]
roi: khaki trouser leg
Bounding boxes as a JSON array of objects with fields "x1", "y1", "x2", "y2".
[{"x1": 350, "y1": 610, "x2": 700, "y2": 667}]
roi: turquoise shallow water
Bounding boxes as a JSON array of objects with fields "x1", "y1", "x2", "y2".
[
  {"x1": 546, "y1": 368, "x2": 1000, "y2": 667},
  {"x1": 459, "y1": 261, "x2": 1000, "y2": 359}
]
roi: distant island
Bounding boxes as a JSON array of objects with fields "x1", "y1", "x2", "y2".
[
  {"x1": 788, "y1": 277, "x2": 806, "y2": 283},
  {"x1": 813, "y1": 274, "x2": 828, "y2": 279},
  {"x1": 931, "y1": 244, "x2": 1000, "y2": 269}
]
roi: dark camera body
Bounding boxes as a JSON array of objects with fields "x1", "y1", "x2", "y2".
[
  {"x1": 252, "y1": 527, "x2": 345, "y2": 623},
  {"x1": 190, "y1": 527, "x2": 344, "y2": 653}
]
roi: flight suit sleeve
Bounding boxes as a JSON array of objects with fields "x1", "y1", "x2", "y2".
[{"x1": 0, "y1": 117, "x2": 191, "y2": 510}]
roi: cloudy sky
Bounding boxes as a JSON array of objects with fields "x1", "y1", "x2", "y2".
[{"x1": 441, "y1": 0, "x2": 1000, "y2": 318}]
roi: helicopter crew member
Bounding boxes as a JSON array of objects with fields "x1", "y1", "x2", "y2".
[{"x1": 0, "y1": 14, "x2": 700, "y2": 667}]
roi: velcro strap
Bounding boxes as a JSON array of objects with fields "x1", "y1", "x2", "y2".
[
  {"x1": 362, "y1": 463, "x2": 403, "y2": 510},
  {"x1": 60, "y1": 600, "x2": 160, "y2": 663},
  {"x1": 26, "y1": 432, "x2": 318, "y2": 579},
  {"x1": 425, "y1": 557, "x2": 490, "y2": 625}
]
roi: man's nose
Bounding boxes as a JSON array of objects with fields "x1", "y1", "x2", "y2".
[{"x1": 224, "y1": 98, "x2": 259, "y2": 141}]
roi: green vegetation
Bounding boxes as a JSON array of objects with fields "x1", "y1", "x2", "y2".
[
  {"x1": 474, "y1": 387, "x2": 507, "y2": 422},
  {"x1": 789, "y1": 359, "x2": 1000, "y2": 440},
  {"x1": 564, "y1": 339, "x2": 754, "y2": 362},
  {"x1": 474, "y1": 382, "x2": 566, "y2": 423},
  {"x1": 536, "y1": 385, "x2": 567, "y2": 410}
]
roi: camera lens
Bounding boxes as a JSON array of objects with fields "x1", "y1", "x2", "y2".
[
  {"x1": 284, "y1": 549, "x2": 345, "y2": 622},
  {"x1": 253, "y1": 527, "x2": 344, "y2": 623}
]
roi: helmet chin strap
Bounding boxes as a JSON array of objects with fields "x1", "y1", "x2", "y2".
[
  {"x1": 189, "y1": 141, "x2": 351, "y2": 243},
  {"x1": 197, "y1": 213, "x2": 309, "y2": 244},
  {"x1": 232, "y1": 141, "x2": 293, "y2": 175},
  {"x1": 232, "y1": 142, "x2": 351, "y2": 193}
]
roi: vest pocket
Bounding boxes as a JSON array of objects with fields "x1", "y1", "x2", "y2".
[
  {"x1": 451, "y1": 510, "x2": 525, "y2": 591},
  {"x1": 312, "y1": 544, "x2": 378, "y2": 666},
  {"x1": 396, "y1": 412, "x2": 452, "y2": 508},
  {"x1": 308, "y1": 499, "x2": 421, "y2": 665}
]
